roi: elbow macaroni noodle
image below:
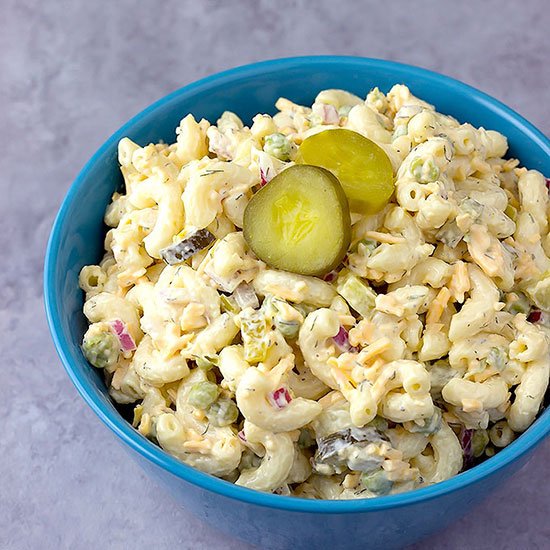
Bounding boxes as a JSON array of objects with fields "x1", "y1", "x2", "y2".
[{"x1": 79, "y1": 85, "x2": 550, "y2": 500}]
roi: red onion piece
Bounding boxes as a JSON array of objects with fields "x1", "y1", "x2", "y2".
[
  {"x1": 260, "y1": 167, "x2": 269, "y2": 187},
  {"x1": 323, "y1": 269, "x2": 339, "y2": 283},
  {"x1": 323, "y1": 104, "x2": 340, "y2": 124},
  {"x1": 110, "y1": 319, "x2": 136, "y2": 352},
  {"x1": 528, "y1": 310, "x2": 542, "y2": 323},
  {"x1": 333, "y1": 326, "x2": 359, "y2": 353},
  {"x1": 237, "y1": 430, "x2": 247, "y2": 443},
  {"x1": 314, "y1": 103, "x2": 340, "y2": 125},
  {"x1": 268, "y1": 387, "x2": 292, "y2": 409}
]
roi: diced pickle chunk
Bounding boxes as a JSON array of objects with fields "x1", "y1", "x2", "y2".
[
  {"x1": 243, "y1": 165, "x2": 351, "y2": 276},
  {"x1": 160, "y1": 228, "x2": 215, "y2": 265},
  {"x1": 296, "y1": 129, "x2": 394, "y2": 213},
  {"x1": 240, "y1": 309, "x2": 270, "y2": 363}
]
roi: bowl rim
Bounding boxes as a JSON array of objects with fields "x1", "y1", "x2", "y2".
[{"x1": 44, "y1": 55, "x2": 550, "y2": 514}]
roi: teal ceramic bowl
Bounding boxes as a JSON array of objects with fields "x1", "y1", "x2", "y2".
[{"x1": 44, "y1": 56, "x2": 550, "y2": 550}]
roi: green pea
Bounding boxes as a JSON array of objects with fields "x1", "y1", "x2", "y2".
[
  {"x1": 188, "y1": 381, "x2": 219, "y2": 409},
  {"x1": 207, "y1": 398, "x2": 239, "y2": 426},
  {"x1": 274, "y1": 317, "x2": 300, "y2": 339},
  {"x1": 472, "y1": 429, "x2": 490, "y2": 458},
  {"x1": 361, "y1": 470, "x2": 394, "y2": 495},
  {"x1": 82, "y1": 332, "x2": 119, "y2": 369},
  {"x1": 264, "y1": 133, "x2": 293, "y2": 161}
]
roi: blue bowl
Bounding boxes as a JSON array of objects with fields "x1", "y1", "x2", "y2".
[{"x1": 44, "y1": 56, "x2": 550, "y2": 550}]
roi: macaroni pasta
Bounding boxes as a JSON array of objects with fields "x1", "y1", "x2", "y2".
[{"x1": 79, "y1": 85, "x2": 550, "y2": 499}]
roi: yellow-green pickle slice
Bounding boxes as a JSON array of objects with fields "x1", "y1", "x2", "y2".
[
  {"x1": 297, "y1": 128, "x2": 394, "y2": 213},
  {"x1": 243, "y1": 165, "x2": 351, "y2": 276}
]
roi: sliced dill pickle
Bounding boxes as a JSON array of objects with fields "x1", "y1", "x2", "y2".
[
  {"x1": 243, "y1": 165, "x2": 350, "y2": 276},
  {"x1": 296, "y1": 128, "x2": 394, "y2": 213}
]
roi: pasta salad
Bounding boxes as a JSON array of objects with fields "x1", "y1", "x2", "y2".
[{"x1": 79, "y1": 85, "x2": 550, "y2": 499}]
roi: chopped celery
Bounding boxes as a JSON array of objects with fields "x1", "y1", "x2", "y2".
[
  {"x1": 484, "y1": 347, "x2": 507, "y2": 371},
  {"x1": 410, "y1": 157, "x2": 440, "y2": 183},
  {"x1": 194, "y1": 355, "x2": 219, "y2": 370},
  {"x1": 524, "y1": 274, "x2": 550, "y2": 311},
  {"x1": 264, "y1": 133, "x2": 293, "y2": 161},
  {"x1": 504, "y1": 292, "x2": 530, "y2": 315},
  {"x1": 336, "y1": 270, "x2": 376, "y2": 317},
  {"x1": 220, "y1": 294, "x2": 240, "y2": 314}
]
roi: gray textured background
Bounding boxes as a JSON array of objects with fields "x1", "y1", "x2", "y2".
[{"x1": 2, "y1": 0, "x2": 549, "y2": 548}]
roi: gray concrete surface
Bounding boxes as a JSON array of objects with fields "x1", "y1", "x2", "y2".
[{"x1": 2, "y1": 0, "x2": 549, "y2": 548}]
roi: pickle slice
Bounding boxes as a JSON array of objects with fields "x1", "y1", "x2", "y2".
[
  {"x1": 243, "y1": 165, "x2": 351, "y2": 276},
  {"x1": 296, "y1": 128, "x2": 394, "y2": 213}
]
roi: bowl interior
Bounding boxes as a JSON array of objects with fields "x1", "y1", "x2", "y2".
[{"x1": 45, "y1": 56, "x2": 550, "y2": 511}]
